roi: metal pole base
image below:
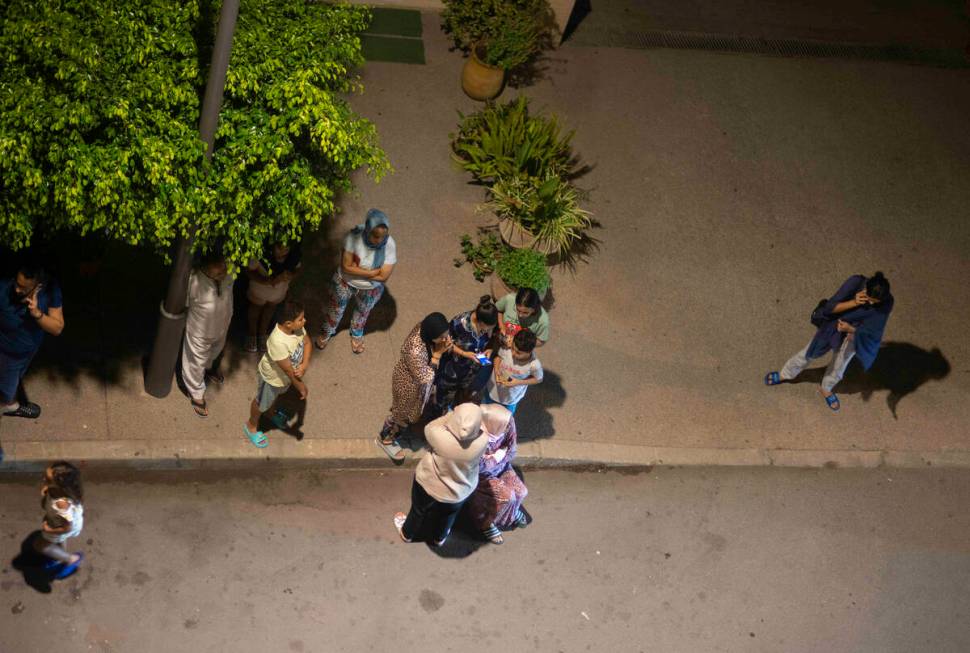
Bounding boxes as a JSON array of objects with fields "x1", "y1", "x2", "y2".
[{"x1": 144, "y1": 301, "x2": 187, "y2": 398}]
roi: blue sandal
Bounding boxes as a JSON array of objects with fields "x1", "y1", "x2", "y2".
[
  {"x1": 823, "y1": 393, "x2": 840, "y2": 411},
  {"x1": 54, "y1": 552, "x2": 84, "y2": 580},
  {"x1": 764, "y1": 371, "x2": 782, "y2": 386},
  {"x1": 244, "y1": 425, "x2": 269, "y2": 448}
]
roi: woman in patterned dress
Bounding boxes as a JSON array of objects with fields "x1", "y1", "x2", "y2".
[
  {"x1": 431, "y1": 295, "x2": 498, "y2": 416},
  {"x1": 468, "y1": 403, "x2": 529, "y2": 544},
  {"x1": 377, "y1": 313, "x2": 452, "y2": 461}
]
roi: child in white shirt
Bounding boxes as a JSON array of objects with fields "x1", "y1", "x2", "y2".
[{"x1": 485, "y1": 329, "x2": 543, "y2": 414}]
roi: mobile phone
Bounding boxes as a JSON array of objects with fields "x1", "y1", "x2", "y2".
[{"x1": 475, "y1": 353, "x2": 492, "y2": 366}]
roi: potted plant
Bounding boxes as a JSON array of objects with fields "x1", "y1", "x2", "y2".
[
  {"x1": 492, "y1": 247, "x2": 550, "y2": 300},
  {"x1": 450, "y1": 96, "x2": 576, "y2": 185},
  {"x1": 488, "y1": 173, "x2": 592, "y2": 256},
  {"x1": 453, "y1": 229, "x2": 507, "y2": 281},
  {"x1": 441, "y1": 0, "x2": 554, "y2": 100}
]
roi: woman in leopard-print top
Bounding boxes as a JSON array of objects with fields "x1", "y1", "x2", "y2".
[{"x1": 378, "y1": 313, "x2": 452, "y2": 461}]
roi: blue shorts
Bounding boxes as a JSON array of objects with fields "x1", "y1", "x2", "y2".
[
  {"x1": 482, "y1": 394, "x2": 518, "y2": 414},
  {"x1": 0, "y1": 350, "x2": 35, "y2": 404},
  {"x1": 255, "y1": 376, "x2": 287, "y2": 413}
]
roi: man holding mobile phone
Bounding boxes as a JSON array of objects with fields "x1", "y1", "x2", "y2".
[{"x1": 0, "y1": 262, "x2": 65, "y2": 424}]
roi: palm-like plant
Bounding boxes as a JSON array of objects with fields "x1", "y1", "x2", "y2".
[
  {"x1": 451, "y1": 96, "x2": 575, "y2": 185},
  {"x1": 488, "y1": 173, "x2": 592, "y2": 256}
]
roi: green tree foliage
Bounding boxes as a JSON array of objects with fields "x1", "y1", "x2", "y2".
[{"x1": 0, "y1": 0, "x2": 389, "y2": 266}]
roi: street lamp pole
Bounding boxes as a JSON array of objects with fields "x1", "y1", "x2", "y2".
[{"x1": 144, "y1": 0, "x2": 240, "y2": 397}]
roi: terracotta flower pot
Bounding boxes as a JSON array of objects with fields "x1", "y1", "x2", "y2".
[
  {"x1": 461, "y1": 44, "x2": 505, "y2": 101},
  {"x1": 498, "y1": 217, "x2": 559, "y2": 256}
]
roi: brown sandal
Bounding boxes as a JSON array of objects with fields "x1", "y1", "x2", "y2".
[
  {"x1": 351, "y1": 337, "x2": 365, "y2": 354},
  {"x1": 314, "y1": 334, "x2": 331, "y2": 351},
  {"x1": 190, "y1": 399, "x2": 208, "y2": 418}
]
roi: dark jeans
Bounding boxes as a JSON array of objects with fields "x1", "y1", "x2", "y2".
[
  {"x1": 0, "y1": 349, "x2": 35, "y2": 404},
  {"x1": 432, "y1": 364, "x2": 491, "y2": 416},
  {"x1": 402, "y1": 478, "x2": 463, "y2": 544}
]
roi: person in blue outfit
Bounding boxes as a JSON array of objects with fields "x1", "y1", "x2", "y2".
[
  {"x1": 765, "y1": 272, "x2": 894, "y2": 411},
  {"x1": 0, "y1": 262, "x2": 65, "y2": 421}
]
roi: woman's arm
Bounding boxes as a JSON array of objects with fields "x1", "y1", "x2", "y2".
[
  {"x1": 340, "y1": 250, "x2": 379, "y2": 278},
  {"x1": 369, "y1": 263, "x2": 394, "y2": 283}
]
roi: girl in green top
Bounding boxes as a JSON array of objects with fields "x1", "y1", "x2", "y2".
[{"x1": 496, "y1": 288, "x2": 549, "y2": 348}]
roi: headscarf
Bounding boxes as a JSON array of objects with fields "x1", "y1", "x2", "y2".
[
  {"x1": 351, "y1": 208, "x2": 390, "y2": 269},
  {"x1": 479, "y1": 404, "x2": 513, "y2": 442},
  {"x1": 444, "y1": 403, "x2": 484, "y2": 446}
]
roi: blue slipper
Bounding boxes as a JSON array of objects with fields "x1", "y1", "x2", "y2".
[
  {"x1": 244, "y1": 425, "x2": 269, "y2": 448},
  {"x1": 764, "y1": 371, "x2": 782, "y2": 386},
  {"x1": 54, "y1": 552, "x2": 83, "y2": 579},
  {"x1": 824, "y1": 393, "x2": 840, "y2": 411}
]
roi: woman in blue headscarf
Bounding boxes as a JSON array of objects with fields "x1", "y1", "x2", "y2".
[{"x1": 316, "y1": 209, "x2": 396, "y2": 354}]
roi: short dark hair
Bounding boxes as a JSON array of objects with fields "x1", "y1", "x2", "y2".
[
  {"x1": 17, "y1": 262, "x2": 46, "y2": 282},
  {"x1": 48, "y1": 461, "x2": 83, "y2": 503},
  {"x1": 865, "y1": 271, "x2": 890, "y2": 302},
  {"x1": 515, "y1": 287, "x2": 541, "y2": 312},
  {"x1": 513, "y1": 328, "x2": 537, "y2": 353},
  {"x1": 279, "y1": 300, "x2": 305, "y2": 324},
  {"x1": 474, "y1": 295, "x2": 498, "y2": 326}
]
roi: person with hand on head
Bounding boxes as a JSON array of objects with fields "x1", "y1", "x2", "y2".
[
  {"x1": 180, "y1": 251, "x2": 234, "y2": 418},
  {"x1": 496, "y1": 287, "x2": 549, "y2": 348},
  {"x1": 765, "y1": 272, "x2": 894, "y2": 411},
  {"x1": 245, "y1": 241, "x2": 302, "y2": 353},
  {"x1": 0, "y1": 261, "x2": 65, "y2": 422},
  {"x1": 377, "y1": 312, "x2": 453, "y2": 462},
  {"x1": 431, "y1": 296, "x2": 498, "y2": 416},
  {"x1": 393, "y1": 403, "x2": 489, "y2": 547},
  {"x1": 315, "y1": 209, "x2": 396, "y2": 355},
  {"x1": 244, "y1": 300, "x2": 311, "y2": 448}
]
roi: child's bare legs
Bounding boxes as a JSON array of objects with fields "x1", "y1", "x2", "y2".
[
  {"x1": 246, "y1": 398, "x2": 264, "y2": 433},
  {"x1": 33, "y1": 536, "x2": 80, "y2": 565}
]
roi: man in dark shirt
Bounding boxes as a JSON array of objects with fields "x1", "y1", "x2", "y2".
[{"x1": 0, "y1": 263, "x2": 65, "y2": 420}]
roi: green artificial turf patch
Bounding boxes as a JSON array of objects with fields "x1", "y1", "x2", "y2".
[
  {"x1": 361, "y1": 7, "x2": 425, "y2": 64},
  {"x1": 367, "y1": 7, "x2": 423, "y2": 38}
]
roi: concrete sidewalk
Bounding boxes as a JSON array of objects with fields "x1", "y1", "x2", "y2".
[{"x1": 2, "y1": 12, "x2": 969, "y2": 471}]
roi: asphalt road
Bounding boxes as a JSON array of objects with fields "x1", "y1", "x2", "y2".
[{"x1": 1, "y1": 466, "x2": 969, "y2": 653}]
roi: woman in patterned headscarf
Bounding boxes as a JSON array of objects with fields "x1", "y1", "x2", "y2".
[{"x1": 467, "y1": 404, "x2": 529, "y2": 544}]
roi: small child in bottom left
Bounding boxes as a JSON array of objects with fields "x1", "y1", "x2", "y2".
[{"x1": 33, "y1": 461, "x2": 85, "y2": 579}]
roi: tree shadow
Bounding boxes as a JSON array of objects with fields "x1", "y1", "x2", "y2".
[
  {"x1": 789, "y1": 341, "x2": 950, "y2": 419},
  {"x1": 10, "y1": 531, "x2": 56, "y2": 594}
]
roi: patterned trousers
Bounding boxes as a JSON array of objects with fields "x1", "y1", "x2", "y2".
[{"x1": 322, "y1": 273, "x2": 384, "y2": 339}]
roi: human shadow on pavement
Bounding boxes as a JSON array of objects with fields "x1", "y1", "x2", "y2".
[
  {"x1": 513, "y1": 369, "x2": 565, "y2": 442},
  {"x1": 10, "y1": 532, "x2": 55, "y2": 594},
  {"x1": 790, "y1": 342, "x2": 950, "y2": 418},
  {"x1": 427, "y1": 511, "x2": 486, "y2": 559}
]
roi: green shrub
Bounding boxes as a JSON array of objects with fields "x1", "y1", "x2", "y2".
[
  {"x1": 450, "y1": 96, "x2": 575, "y2": 185},
  {"x1": 488, "y1": 173, "x2": 592, "y2": 256},
  {"x1": 494, "y1": 247, "x2": 550, "y2": 294},
  {"x1": 0, "y1": 0, "x2": 389, "y2": 267},
  {"x1": 454, "y1": 229, "x2": 509, "y2": 281},
  {"x1": 441, "y1": 0, "x2": 554, "y2": 70}
]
